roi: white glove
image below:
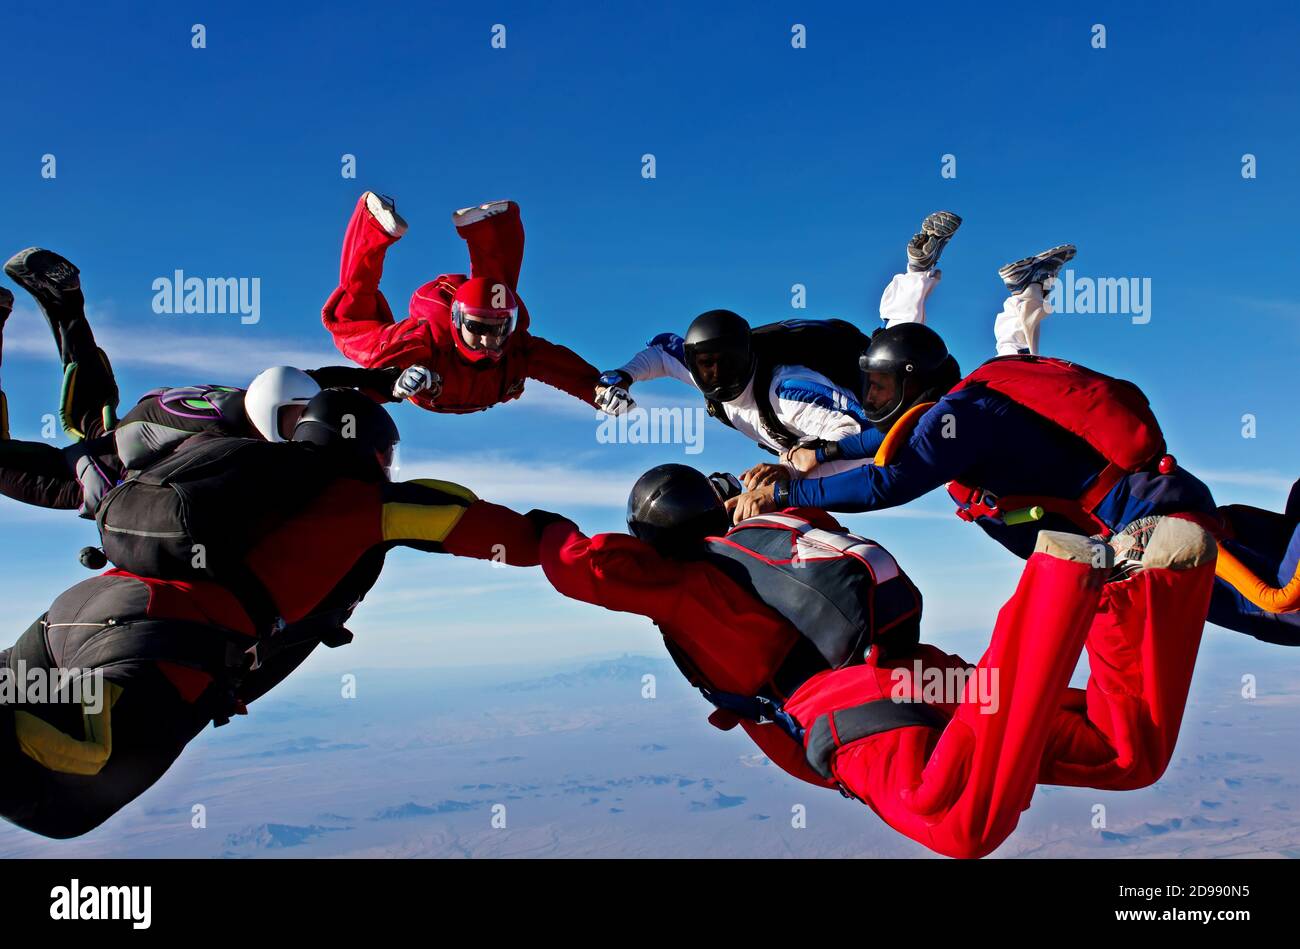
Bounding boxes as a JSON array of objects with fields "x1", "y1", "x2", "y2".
[
  {"x1": 595, "y1": 384, "x2": 636, "y2": 416},
  {"x1": 595, "y1": 371, "x2": 636, "y2": 416},
  {"x1": 393, "y1": 365, "x2": 440, "y2": 400}
]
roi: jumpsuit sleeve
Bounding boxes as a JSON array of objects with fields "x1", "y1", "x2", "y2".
[
  {"x1": 538, "y1": 521, "x2": 684, "y2": 619},
  {"x1": 521, "y1": 332, "x2": 602, "y2": 406},
  {"x1": 817, "y1": 429, "x2": 885, "y2": 463},
  {"x1": 789, "y1": 398, "x2": 982, "y2": 512},
  {"x1": 306, "y1": 365, "x2": 401, "y2": 401},
  {"x1": 770, "y1": 373, "x2": 867, "y2": 444},
  {"x1": 617, "y1": 333, "x2": 698, "y2": 387},
  {"x1": 381, "y1": 479, "x2": 540, "y2": 566}
]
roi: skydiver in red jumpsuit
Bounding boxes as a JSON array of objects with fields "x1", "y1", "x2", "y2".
[
  {"x1": 531, "y1": 465, "x2": 1218, "y2": 858},
  {"x1": 321, "y1": 193, "x2": 604, "y2": 414}
]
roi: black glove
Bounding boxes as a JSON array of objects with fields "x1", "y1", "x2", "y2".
[
  {"x1": 707, "y1": 472, "x2": 743, "y2": 501},
  {"x1": 524, "y1": 509, "x2": 575, "y2": 538}
]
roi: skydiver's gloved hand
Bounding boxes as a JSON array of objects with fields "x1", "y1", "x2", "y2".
[
  {"x1": 707, "y1": 472, "x2": 743, "y2": 502},
  {"x1": 740, "y1": 462, "x2": 791, "y2": 491},
  {"x1": 393, "y1": 365, "x2": 440, "y2": 401},
  {"x1": 524, "y1": 509, "x2": 577, "y2": 539},
  {"x1": 594, "y1": 370, "x2": 635, "y2": 416}
]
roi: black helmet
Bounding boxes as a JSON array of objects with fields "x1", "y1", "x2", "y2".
[
  {"x1": 858, "y1": 323, "x2": 960, "y2": 432},
  {"x1": 627, "y1": 464, "x2": 730, "y2": 557},
  {"x1": 683, "y1": 309, "x2": 756, "y2": 402},
  {"x1": 292, "y1": 387, "x2": 399, "y2": 480}
]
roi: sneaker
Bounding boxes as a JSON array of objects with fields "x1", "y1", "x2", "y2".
[
  {"x1": 906, "y1": 210, "x2": 962, "y2": 272},
  {"x1": 452, "y1": 200, "x2": 515, "y2": 229},
  {"x1": 998, "y1": 244, "x2": 1076, "y2": 294},
  {"x1": 364, "y1": 192, "x2": 408, "y2": 238},
  {"x1": 1106, "y1": 516, "x2": 1216, "y2": 580}
]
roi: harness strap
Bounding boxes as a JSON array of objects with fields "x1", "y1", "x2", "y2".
[
  {"x1": 699, "y1": 687, "x2": 805, "y2": 743},
  {"x1": 805, "y1": 698, "x2": 948, "y2": 780},
  {"x1": 705, "y1": 399, "x2": 782, "y2": 456},
  {"x1": 243, "y1": 607, "x2": 355, "y2": 672},
  {"x1": 947, "y1": 472, "x2": 1118, "y2": 536}
]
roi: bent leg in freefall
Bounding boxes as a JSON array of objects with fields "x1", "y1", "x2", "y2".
[
  {"x1": 879, "y1": 270, "x2": 941, "y2": 329},
  {"x1": 2, "y1": 248, "x2": 119, "y2": 440},
  {"x1": 321, "y1": 193, "x2": 430, "y2": 369},
  {"x1": 994, "y1": 282, "x2": 1052, "y2": 356},
  {"x1": 1038, "y1": 518, "x2": 1218, "y2": 791},
  {"x1": 829, "y1": 532, "x2": 1109, "y2": 858},
  {"x1": 0, "y1": 642, "x2": 210, "y2": 840},
  {"x1": 456, "y1": 200, "x2": 525, "y2": 291}
]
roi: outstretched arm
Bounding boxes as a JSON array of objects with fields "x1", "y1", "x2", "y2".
[
  {"x1": 381, "y1": 479, "x2": 540, "y2": 566},
  {"x1": 307, "y1": 365, "x2": 401, "y2": 401},
  {"x1": 524, "y1": 333, "x2": 602, "y2": 407},
  {"x1": 306, "y1": 364, "x2": 437, "y2": 403},
  {"x1": 615, "y1": 333, "x2": 697, "y2": 387},
  {"x1": 537, "y1": 518, "x2": 683, "y2": 620},
  {"x1": 788, "y1": 401, "x2": 979, "y2": 512}
]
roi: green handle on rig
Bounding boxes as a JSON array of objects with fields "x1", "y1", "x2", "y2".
[{"x1": 1004, "y1": 505, "x2": 1045, "y2": 526}]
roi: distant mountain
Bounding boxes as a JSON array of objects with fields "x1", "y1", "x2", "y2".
[
  {"x1": 223, "y1": 823, "x2": 348, "y2": 850},
  {"x1": 231, "y1": 736, "x2": 367, "y2": 759},
  {"x1": 498, "y1": 654, "x2": 674, "y2": 692},
  {"x1": 370, "y1": 800, "x2": 479, "y2": 821}
]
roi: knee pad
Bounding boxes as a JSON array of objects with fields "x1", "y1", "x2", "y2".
[{"x1": 58, "y1": 347, "x2": 120, "y2": 441}]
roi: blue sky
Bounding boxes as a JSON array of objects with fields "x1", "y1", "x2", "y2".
[{"x1": 1, "y1": 0, "x2": 1298, "y2": 670}]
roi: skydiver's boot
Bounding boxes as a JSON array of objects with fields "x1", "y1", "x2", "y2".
[
  {"x1": 3, "y1": 248, "x2": 119, "y2": 440},
  {"x1": 0, "y1": 286, "x2": 12, "y2": 439},
  {"x1": 997, "y1": 243, "x2": 1076, "y2": 295},
  {"x1": 363, "y1": 191, "x2": 408, "y2": 239},
  {"x1": 906, "y1": 210, "x2": 962, "y2": 273}
]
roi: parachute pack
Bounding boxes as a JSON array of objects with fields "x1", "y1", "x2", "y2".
[
  {"x1": 679, "y1": 511, "x2": 923, "y2": 755},
  {"x1": 945, "y1": 355, "x2": 1169, "y2": 534},
  {"x1": 704, "y1": 511, "x2": 922, "y2": 669},
  {"x1": 706, "y1": 318, "x2": 871, "y2": 450},
  {"x1": 95, "y1": 436, "x2": 337, "y2": 627}
]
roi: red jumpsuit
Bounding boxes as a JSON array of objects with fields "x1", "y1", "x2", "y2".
[
  {"x1": 321, "y1": 195, "x2": 601, "y2": 413},
  {"x1": 538, "y1": 510, "x2": 1217, "y2": 858}
]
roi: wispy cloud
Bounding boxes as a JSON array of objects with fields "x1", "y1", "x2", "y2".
[
  {"x1": 1196, "y1": 467, "x2": 1295, "y2": 493},
  {"x1": 3, "y1": 304, "x2": 339, "y2": 381},
  {"x1": 1228, "y1": 296, "x2": 1300, "y2": 321},
  {"x1": 396, "y1": 452, "x2": 638, "y2": 508}
]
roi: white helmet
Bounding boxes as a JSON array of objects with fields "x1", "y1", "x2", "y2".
[{"x1": 245, "y1": 366, "x2": 321, "y2": 442}]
